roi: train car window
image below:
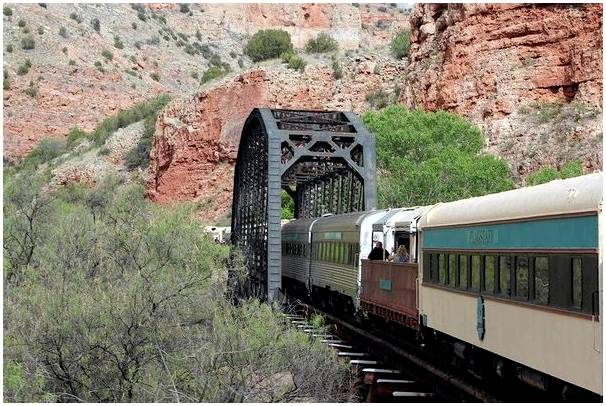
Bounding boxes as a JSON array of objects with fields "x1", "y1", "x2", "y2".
[
  {"x1": 534, "y1": 257, "x2": 549, "y2": 304},
  {"x1": 498, "y1": 256, "x2": 511, "y2": 296},
  {"x1": 438, "y1": 254, "x2": 447, "y2": 285},
  {"x1": 515, "y1": 256, "x2": 529, "y2": 299},
  {"x1": 484, "y1": 256, "x2": 496, "y2": 294},
  {"x1": 459, "y1": 255, "x2": 468, "y2": 289},
  {"x1": 448, "y1": 254, "x2": 457, "y2": 287},
  {"x1": 471, "y1": 255, "x2": 481, "y2": 291},
  {"x1": 572, "y1": 258, "x2": 583, "y2": 308}
]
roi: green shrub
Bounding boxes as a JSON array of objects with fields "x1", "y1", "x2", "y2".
[
  {"x1": 280, "y1": 50, "x2": 296, "y2": 63},
  {"x1": 134, "y1": 41, "x2": 142, "y2": 49},
  {"x1": 6, "y1": 43, "x2": 13, "y2": 52},
  {"x1": 4, "y1": 5, "x2": 12, "y2": 16},
  {"x1": 191, "y1": 71, "x2": 199, "y2": 79},
  {"x1": 363, "y1": 105, "x2": 514, "y2": 207},
  {"x1": 90, "y1": 94, "x2": 171, "y2": 146},
  {"x1": 281, "y1": 51, "x2": 306, "y2": 72},
  {"x1": 4, "y1": 69, "x2": 10, "y2": 90},
  {"x1": 305, "y1": 32, "x2": 338, "y2": 53},
  {"x1": 137, "y1": 11, "x2": 146, "y2": 21},
  {"x1": 526, "y1": 159, "x2": 583, "y2": 186},
  {"x1": 62, "y1": 46, "x2": 67, "y2": 53},
  {"x1": 179, "y1": 3, "x2": 190, "y2": 13},
  {"x1": 195, "y1": 30, "x2": 202, "y2": 41},
  {"x1": 390, "y1": 29, "x2": 410, "y2": 59},
  {"x1": 94, "y1": 61, "x2": 104, "y2": 73},
  {"x1": 68, "y1": 59, "x2": 76, "y2": 66},
  {"x1": 287, "y1": 54, "x2": 306, "y2": 72},
  {"x1": 229, "y1": 51, "x2": 237, "y2": 58},
  {"x1": 365, "y1": 89, "x2": 390, "y2": 110},
  {"x1": 38, "y1": 3, "x2": 47, "y2": 8},
  {"x1": 19, "y1": 137, "x2": 67, "y2": 169},
  {"x1": 17, "y1": 18, "x2": 26, "y2": 28},
  {"x1": 17, "y1": 59, "x2": 32, "y2": 75},
  {"x1": 245, "y1": 29, "x2": 293, "y2": 62},
  {"x1": 91, "y1": 18, "x2": 100, "y2": 32},
  {"x1": 101, "y1": 49, "x2": 113, "y2": 60},
  {"x1": 58, "y1": 26, "x2": 67, "y2": 38},
  {"x1": 113, "y1": 35, "x2": 124, "y2": 49},
  {"x1": 150, "y1": 72, "x2": 159, "y2": 81},
  {"x1": 131, "y1": 22, "x2": 137, "y2": 30},
  {"x1": 131, "y1": 3, "x2": 145, "y2": 12},
  {"x1": 21, "y1": 36, "x2": 35, "y2": 50},
  {"x1": 66, "y1": 127, "x2": 86, "y2": 149},
  {"x1": 332, "y1": 59, "x2": 343, "y2": 79},
  {"x1": 200, "y1": 65, "x2": 228, "y2": 84},
  {"x1": 69, "y1": 12, "x2": 82, "y2": 23},
  {"x1": 37, "y1": 26, "x2": 44, "y2": 35},
  {"x1": 24, "y1": 84, "x2": 38, "y2": 97}
]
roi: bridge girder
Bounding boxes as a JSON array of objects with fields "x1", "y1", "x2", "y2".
[{"x1": 231, "y1": 108, "x2": 377, "y2": 301}]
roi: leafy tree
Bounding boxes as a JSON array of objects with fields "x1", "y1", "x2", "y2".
[
  {"x1": 245, "y1": 29, "x2": 293, "y2": 62},
  {"x1": 363, "y1": 105, "x2": 514, "y2": 208},
  {"x1": 526, "y1": 159, "x2": 583, "y2": 186},
  {"x1": 390, "y1": 30, "x2": 410, "y2": 59},
  {"x1": 281, "y1": 190, "x2": 294, "y2": 219}
]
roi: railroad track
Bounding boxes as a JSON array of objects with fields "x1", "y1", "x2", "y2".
[{"x1": 283, "y1": 297, "x2": 499, "y2": 402}]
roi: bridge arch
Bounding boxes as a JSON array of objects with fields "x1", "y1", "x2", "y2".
[{"x1": 231, "y1": 108, "x2": 377, "y2": 301}]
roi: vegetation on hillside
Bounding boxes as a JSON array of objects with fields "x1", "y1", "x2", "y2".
[
  {"x1": 245, "y1": 29, "x2": 293, "y2": 62},
  {"x1": 363, "y1": 105, "x2": 514, "y2": 207},
  {"x1": 390, "y1": 30, "x2": 410, "y2": 59},
  {"x1": 526, "y1": 159, "x2": 583, "y2": 186},
  {"x1": 3, "y1": 170, "x2": 353, "y2": 402}
]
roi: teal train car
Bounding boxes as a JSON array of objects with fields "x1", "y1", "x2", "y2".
[{"x1": 418, "y1": 172, "x2": 602, "y2": 397}]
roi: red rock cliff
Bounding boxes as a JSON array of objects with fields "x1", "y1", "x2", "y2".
[
  {"x1": 147, "y1": 56, "x2": 405, "y2": 220},
  {"x1": 401, "y1": 3, "x2": 603, "y2": 179}
]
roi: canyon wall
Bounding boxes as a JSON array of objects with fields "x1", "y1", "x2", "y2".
[
  {"x1": 401, "y1": 3, "x2": 603, "y2": 179},
  {"x1": 3, "y1": 3, "x2": 407, "y2": 162}
]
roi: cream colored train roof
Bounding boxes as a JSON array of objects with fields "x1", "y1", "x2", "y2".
[{"x1": 419, "y1": 172, "x2": 603, "y2": 229}]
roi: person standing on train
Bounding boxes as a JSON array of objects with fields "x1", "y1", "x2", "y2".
[
  {"x1": 368, "y1": 241, "x2": 390, "y2": 261},
  {"x1": 390, "y1": 245, "x2": 410, "y2": 263}
]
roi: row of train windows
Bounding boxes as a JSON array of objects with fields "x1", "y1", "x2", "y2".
[
  {"x1": 313, "y1": 241, "x2": 358, "y2": 266},
  {"x1": 282, "y1": 241, "x2": 358, "y2": 267},
  {"x1": 282, "y1": 241, "x2": 306, "y2": 257},
  {"x1": 423, "y1": 252, "x2": 599, "y2": 315}
]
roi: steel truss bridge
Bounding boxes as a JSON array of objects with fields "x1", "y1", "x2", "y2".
[{"x1": 231, "y1": 108, "x2": 377, "y2": 301}]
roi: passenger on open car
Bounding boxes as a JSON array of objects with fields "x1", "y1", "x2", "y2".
[
  {"x1": 390, "y1": 245, "x2": 410, "y2": 263},
  {"x1": 368, "y1": 241, "x2": 389, "y2": 261}
]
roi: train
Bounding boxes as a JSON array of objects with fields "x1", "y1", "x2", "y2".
[{"x1": 281, "y1": 172, "x2": 603, "y2": 399}]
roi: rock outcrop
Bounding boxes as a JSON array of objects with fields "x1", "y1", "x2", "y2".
[
  {"x1": 401, "y1": 3, "x2": 603, "y2": 179},
  {"x1": 147, "y1": 55, "x2": 406, "y2": 220}
]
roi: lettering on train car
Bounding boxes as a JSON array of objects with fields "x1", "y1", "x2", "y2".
[{"x1": 468, "y1": 229, "x2": 497, "y2": 246}]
